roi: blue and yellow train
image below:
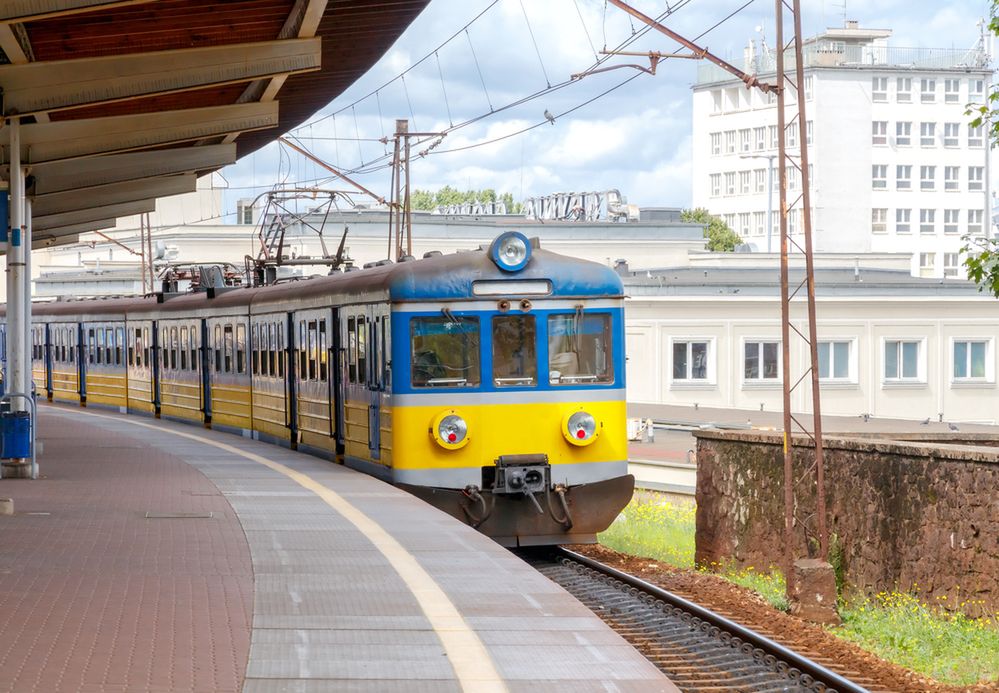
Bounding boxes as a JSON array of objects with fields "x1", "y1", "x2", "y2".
[{"x1": 11, "y1": 232, "x2": 634, "y2": 545}]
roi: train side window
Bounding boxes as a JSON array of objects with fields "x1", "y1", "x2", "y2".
[
  {"x1": 307, "y1": 320, "x2": 317, "y2": 381},
  {"x1": 547, "y1": 313, "x2": 614, "y2": 385},
  {"x1": 357, "y1": 318, "x2": 367, "y2": 385},
  {"x1": 251, "y1": 324, "x2": 259, "y2": 375},
  {"x1": 95, "y1": 328, "x2": 104, "y2": 365},
  {"x1": 265, "y1": 323, "x2": 273, "y2": 377},
  {"x1": 347, "y1": 317, "x2": 357, "y2": 383},
  {"x1": 296, "y1": 321, "x2": 305, "y2": 380},
  {"x1": 214, "y1": 325, "x2": 222, "y2": 372},
  {"x1": 492, "y1": 315, "x2": 537, "y2": 387},
  {"x1": 105, "y1": 328, "x2": 113, "y2": 364},
  {"x1": 180, "y1": 327, "x2": 189, "y2": 370},
  {"x1": 116, "y1": 327, "x2": 124, "y2": 365},
  {"x1": 369, "y1": 318, "x2": 379, "y2": 388},
  {"x1": 319, "y1": 320, "x2": 328, "y2": 382},
  {"x1": 410, "y1": 316, "x2": 480, "y2": 388},
  {"x1": 161, "y1": 329, "x2": 168, "y2": 369},
  {"x1": 276, "y1": 323, "x2": 285, "y2": 378},
  {"x1": 142, "y1": 327, "x2": 150, "y2": 367},
  {"x1": 236, "y1": 323, "x2": 246, "y2": 374},
  {"x1": 170, "y1": 327, "x2": 178, "y2": 370},
  {"x1": 69, "y1": 329, "x2": 75, "y2": 364},
  {"x1": 190, "y1": 325, "x2": 199, "y2": 372},
  {"x1": 129, "y1": 328, "x2": 137, "y2": 366},
  {"x1": 224, "y1": 324, "x2": 234, "y2": 373}
]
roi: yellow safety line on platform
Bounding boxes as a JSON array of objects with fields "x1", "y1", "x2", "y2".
[{"x1": 49, "y1": 406, "x2": 508, "y2": 693}]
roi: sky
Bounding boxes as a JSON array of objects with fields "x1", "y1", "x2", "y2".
[{"x1": 217, "y1": 0, "x2": 993, "y2": 218}]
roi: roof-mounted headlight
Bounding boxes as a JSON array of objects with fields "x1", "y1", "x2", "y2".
[{"x1": 489, "y1": 231, "x2": 531, "y2": 272}]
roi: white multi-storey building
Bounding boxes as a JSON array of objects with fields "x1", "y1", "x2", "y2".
[{"x1": 691, "y1": 21, "x2": 992, "y2": 278}]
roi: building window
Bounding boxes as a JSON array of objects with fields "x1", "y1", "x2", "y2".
[
  {"x1": 753, "y1": 211, "x2": 765, "y2": 235},
  {"x1": 896, "y1": 165, "x2": 911, "y2": 190},
  {"x1": 896, "y1": 77, "x2": 911, "y2": 103},
  {"x1": 968, "y1": 166, "x2": 984, "y2": 191},
  {"x1": 968, "y1": 209, "x2": 984, "y2": 235},
  {"x1": 754, "y1": 126, "x2": 766, "y2": 151},
  {"x1": 725, "y1": 130, "x2": 736, "y2": 154},
  {"x1": 895, "y1": 208, "x2": 911, "y2": 234},
  {"x1": 943, "y1": 252, "x2": 960, "y2": 277},
  {"x1": 872, "y1": 121, "x2": 887, "y2": 145},
  {"x1": 953, "y1": 340, "x2": 989, "y2": 381},
  {"x1": 710, "y1": 173, "x2": 721, "y2": 197},
  {"x1": 944, "y1": 78, "x2": 960, "y2": 103},
  {"x1": 920, "y1": 122, "x2": 936, "y2": 147},
  {"x1": 672, "y1": 340, "x2": 710, "y2": 381},
  {"x1": 711, "y1": 89, "x2": 722, "y2": 113},
  {"x1": 724, "y1": 213, "x2": 736, "y2": 229},
  {"x1": 787, "y1": 167, "x2": 799, "y2": 192},
  {"x1": 944, "y1": 166, "x2": 959, "y2": 191},
  {"x1": 818, "y1": 341, "x2": 852, "y2": 381},
  {"x1": 920, "y1": 78, "x2": 936, "y2": 103},
  {"x1": 768, "y1": 125, "x2": 778, "y2": 149},
  {"x1": 754, "y1": 168, "x2": 766, "y2": 193},
  {"x1": 739, "y1": 170, "x2": 751, "y2": 194},
  {"x1": 806, "y1": 120, "x2": 813, "y2": 145},
  {"x1": 969, "y1": 124, "x2": 984, "y2": 147},
  {"x1": 739, "y1": 128, "x2": 751, "y2": 153},
  {"x1": 919, "y1": 252, "x2": 936, "y2": 276},
  {"x1": 919, "y1": 166, "x2": 935, "y2": 191},
  {"x1": 970, "y1": 78, "x2": 985, "y2": 101},
  {"x1": 884, "y1": 340, "x2": 922, "y2": 381},
  {"x1": 804, "y1": 75, "x2": 813, "y2": 100},
  {"x1": 944, "y1": 209, "x2": 960, "y2": 234},
  {"x1": 872, "y1": 165, "x2": 887, "y2": 190},
  {"x1": 872, "y1": 208, "x2": 887, "y2": 233},
  {"x1": 710, "y1": 132, "x2": 721, "y2": 155},
  {"x1": 785, "y1": 125, "x2": 797, "y2": 148},
  {"x1": 724, "y1": 172, "x2": 735, "y2": 195},
  {"x1": 872, "y1": 76, "x2": 888, "y2": 102},
  {"x1": 788, "y1": 208, "x2": 799, "y2": 235},
  {"x1": 895, "y1": 121, "x2": 911, "y2": 146},
  {"x1": 943, "y1": 122, "x2": 959, "y2": 147},
  {"x1": 744, "y1": 341, "x2": 780, "y2": 381},
  {"x1": 919, "y1": 208, "x2": 936, "y2": 234},
  {"x1": 738, "y1": 212, "x2": 751, "y2": 234}
]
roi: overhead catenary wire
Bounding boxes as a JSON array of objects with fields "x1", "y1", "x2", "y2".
[{"x1": 519, "y1": 0, "x2": 551, "y2": 88}]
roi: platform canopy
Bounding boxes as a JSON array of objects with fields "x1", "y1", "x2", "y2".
[{"x1": 0, "y1": 0, "x2": 430, "y2": 250}]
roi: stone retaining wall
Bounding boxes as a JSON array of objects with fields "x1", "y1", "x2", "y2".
[{"x1": 694, "y1": 431, "x2": 999, "y2": 616}]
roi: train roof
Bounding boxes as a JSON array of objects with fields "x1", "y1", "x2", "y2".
[{"x1": 11, "y1": 243, "x2": 624, "y2": 320}]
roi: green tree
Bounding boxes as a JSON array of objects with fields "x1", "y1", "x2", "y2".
[
  {"x1": 680, "y1": 207, "x2": 743, "y2": 252},
  {"x1": 409, "y1": 187, "x2": 522, "y2": 213},
  {"x1": 963, "y1": 1, "x2": 999, "y2": 296}
]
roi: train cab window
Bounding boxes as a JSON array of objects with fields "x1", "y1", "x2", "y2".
[
  {"x1": 410, "y1": 316, "x2": 480, "y2": 388},
  {"x1": 319, "y1": 320, "x2": 328, "y2": 382},
  {"x1": 236, "y1": 324, "x2": 246, "y2": 374},
  {"x1": 492, "y1": 315, "x2": 537, "y2": 387},
  {"x1": 547, "y1": 313, "x2": 613, "y2": 385},
  {"x1": 223, "y1": 324, "x2": 233, "y2": 373}
]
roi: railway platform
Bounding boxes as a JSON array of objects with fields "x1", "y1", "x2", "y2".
[{"x1": 0, "y1": 404, "x2": 674, "y2": 693}]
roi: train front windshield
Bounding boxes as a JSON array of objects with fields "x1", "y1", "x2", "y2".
[
  {"x1": 547, "y1": 313, "x2": 613, "y2": 385},
  {"x1": 411, "y1": 316, "x2": 481, "y2": 387}
]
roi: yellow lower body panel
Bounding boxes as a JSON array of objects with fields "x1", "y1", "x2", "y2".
[
  {"x1": 211, "y1": 383, "x2": 251, "y2": 430},
  {"x1": 86, "y1": 372, "x2": 128, "y2": 408},
  {"x1": 391, "y1": 399, "x2": 627, "y2": 472},
  {"x1": 252, "y1": 389, "x2": 288, "y2": 442},
  {"x1": 52, "y1": 369, "x2": 80, "y2": 403},
  {"x1": 160, "y1": 380, "x2": 202, "y2": 423}
]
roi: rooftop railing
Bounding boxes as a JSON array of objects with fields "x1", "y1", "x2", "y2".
[{"x1": 696, "y1": 43, "x2": 990, "y2": 85}]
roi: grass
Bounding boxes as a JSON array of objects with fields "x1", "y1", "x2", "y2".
[{"x1": 598, "y1": 494, "x2": 999, "y2": 687}]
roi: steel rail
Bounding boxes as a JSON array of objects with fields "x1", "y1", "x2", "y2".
[{"x1": 557, "y1": 547, "x2": 868, "y2": 693}]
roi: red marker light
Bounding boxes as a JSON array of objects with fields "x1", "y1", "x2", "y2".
[
  {"x1": 576, "y1": 429, "x2": 586, "y2": 439},
  {"x1": 448, "y1": 432, "x2": 457, "y2": 443}
]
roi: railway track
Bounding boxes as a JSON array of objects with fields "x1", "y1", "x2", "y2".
[{"x1": 523, "y1": 547, "x2": 869, "y2": 693}]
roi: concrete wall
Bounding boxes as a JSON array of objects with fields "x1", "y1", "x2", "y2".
[{"x1": 694, "y1": 430, "x2": 999, "y2": 615}]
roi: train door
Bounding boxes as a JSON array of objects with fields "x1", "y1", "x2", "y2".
[
  {"x1": 366, "y1": 305, "x2": 390, "y2": 460},
  {"x1": 43, "y1": 323, "x2": 53, "y2": 399},
  {"x1": 0, "y1": 323, "x2": 6, "y2": 396},
  {"x1": 286, "y1": 313, "x2": 298, "y2": 446},
  {"x1": 77, "y1": 323, "x2": 87, "y2": 403},
  {"x1": 332, "y1": 307, "x2": 345, "y2": 456},
  {"x1": 293, "y1": 309, "x2": 335, "y2": 457},
  {"x1": 200, "y1": 320, "x2": 211, "y2": 422},
  {"x1": 151, "y1": 320, "x2": 161, "y2": 415}
]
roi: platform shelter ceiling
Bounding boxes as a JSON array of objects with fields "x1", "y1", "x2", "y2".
[{"x1": 0, "y1": 0, "x2": 430, "y2": 250}]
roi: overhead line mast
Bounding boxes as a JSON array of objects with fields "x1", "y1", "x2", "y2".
[{"x1": 603, "y1": 0, "x2": 828, "y2": 594}]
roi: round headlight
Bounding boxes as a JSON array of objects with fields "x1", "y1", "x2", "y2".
[
  {"x1": 563, "y1": 410, "x2": 599, "y2": 446},
  {"x1": 489, "y1": 231, "x2": 531, "y2": 272},
  {"x1": 431, "y1": 410, "x2": 470, "y2": 449}
]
